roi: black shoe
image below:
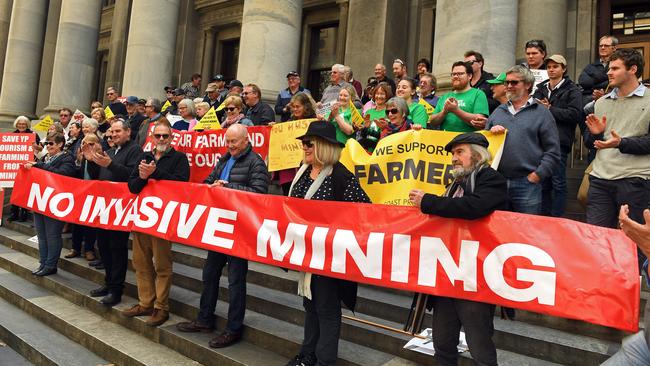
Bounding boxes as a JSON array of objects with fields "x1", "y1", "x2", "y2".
[
  {"x1": 31, "y1": 264, "x2": 45, "y2": 275},
  {"x1": 284, "y1": 353, "x2": 317, "y2": 366},
  {"x1": 90, "y1": 286, "x2": 109, "y2": 297},
  {"x1": 8, "y1": 214, "x2": 19, "y2": 222},
  {"x1": 34, "y1": 267, "x2": 57, "y2": 277},
  {"x1": 99, "y1": 293, "x2": 121, "y2": 306},
  {"x1": 95, "y1": 263, "x2": 105, "y2": 270},
  {"x1": 89, "y1": 260, "x2": 102, "y2": 267}
]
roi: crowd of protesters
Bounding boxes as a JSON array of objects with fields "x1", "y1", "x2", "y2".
[{"x1": 6, "y1": 34, "x2": 650, "y2": 366}]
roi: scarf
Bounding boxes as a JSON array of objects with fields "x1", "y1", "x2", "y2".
[
  {"x1": 222, "y1": 113, "x2": 246, "y2": 129},
  {"x1": 380, "y1": 118, "x2": 412, "y2": 139},
  {"x1": 288, "y1": 163, "x2": 334, "y2": 300}
]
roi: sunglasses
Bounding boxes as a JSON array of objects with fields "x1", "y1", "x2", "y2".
[
  {"x1": 44, "y1": 141, "x2": 55, "y2": 146},
  {"x1": 83, "y1": 142, "x2": 96, "y2": 146},
  {"x1": 60, "y1": 114, "x2": 70, "y2": 118},
  {"x1": 154, "y1": 133, "x2": 170, "y2": 140},
  {"x1": 504, "y1": 79, "x2": 524, "y2": 86},
  {"x1": 225, "y1": 107, "x2": 237, "y2": 112},
  {"x1": 385, "y1": 108, "x2": 400, "y2": 116},
  {"x1": 302, "y1": 140, "x2": 314, "y2": 148}
]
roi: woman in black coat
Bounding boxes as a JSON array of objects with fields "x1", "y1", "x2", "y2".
[
  {"x1": 24, "y1": 133, "x2": 77, "y2": 276},
  {"x1": 285, "y1": 121, "x2": 370, "y2": 366}
]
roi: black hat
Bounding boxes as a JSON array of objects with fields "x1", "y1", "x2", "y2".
[
  {"x1": 444, "y1": 132, "x2": 489, "y2": 152},
  {"x1": 212, "y1": 74, "x2": 224, "y2": 82},
  {"x1": 228, "y1": 79, "x2": 244, "y2": 89},
  {"x1": 172, "y1": 88, "x2": 185, "y2": 96},
  {"x1": 164, "y1": 86, "x2": 175, "y2": 92},
  {"x1": 296, "y1": 121, "x2": 344, "y2": 147}
]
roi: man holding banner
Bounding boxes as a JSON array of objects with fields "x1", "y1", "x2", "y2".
[
  {"x1": 409, "y1": 132, "x2": 506, "y2": 366},
  {"x1": 176, "y1": 124, "x2": 270, "y2": 348}
]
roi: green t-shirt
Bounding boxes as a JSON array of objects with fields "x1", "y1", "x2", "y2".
[
  {"x1": 365, "y1": 107, "x2": 386, "y2": 122},
  {"x1": 326, "y1": 108, "x2": 354, "y2": 145},
  {"x1": 408, "y1": 102, "x2": 428, "y2": 128},
  {"x1": 435, "y1": 88, "x2": 489, "y2": 132}
]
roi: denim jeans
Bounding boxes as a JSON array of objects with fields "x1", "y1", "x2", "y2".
[
  {"x1": 197, "y1": 251, "x2": 248, "y2": 334},
  {"x1": 33, "y1": 213, "x2": 65, "y2": 269},
  {"x1": 542, "y1": 149, "x2": 569, "y2": 217},
  {"x1": 506, "y1": 176, "x2": 542, "y2": 214},
  {"x1": 602, "y1": 331, "x2": 650, "y2": 366}
]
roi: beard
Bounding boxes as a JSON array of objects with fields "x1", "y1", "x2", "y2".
[
  {"x1": 156, "y1": 142, "x2": 170, "y2": 152},
  {"x1": 451, "y1": 165, "x2": 472, "y2": 179}
]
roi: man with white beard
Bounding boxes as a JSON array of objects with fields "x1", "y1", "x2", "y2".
[
  {"x1": 124, "y1": 120, "x2": 190, "y2": 326},
  {"x1": 409, "y1": 132, "x2": 507, "y2": 366},
  {"x1": 486, "y1": 65, "x2": 560, "y2": 215}
]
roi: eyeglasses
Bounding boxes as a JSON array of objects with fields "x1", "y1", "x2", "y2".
[
  {"x1": 504, "y1": 79, "x2": 524, "y2": 86},
  {"x1": 225, "y1": 107, "x2": 237, "y2": 112},
  {"x1": 106, "y1": 92, "x2": 115, "y2": 96},
  {"x1": 241, "y1": 92, "x2": 250, "y2": 96},
  {"x1": 60, "y1": 114, "x2": 70, "y2": 118},
  {"x1": 153, "y1": 133, "x2": 170, "y2": 140},
  {"x1": 451, "y1": 72, "x2": 466, "y2": 77},
  {"x1": 44, "y1": 141, "x2": 55, "y2": 146},
  {"x1": 466, "y1": 60, "x2": 476, "y2": 65},
  {"x1": 599, "y1": 44, "x2": 614, "y2": 48},
  {"x1": 302, "y1": 140, "x2": 314, "y2": 148},
  {"x1": 385, "y1": 108, "x2": 400, "y2": 115}
]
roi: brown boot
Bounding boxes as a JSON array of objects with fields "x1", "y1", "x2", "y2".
[
  {"x1": 121, "y1": 304, "x2": 153, "y2": 318},
  {"x1": 64, "y1": 250, "x2": 79, "y2": 259},
  {"x1": 145, "y1": 309, "x2": 169, "y2": 327},
  {"x1": 85, "y1": 251, "x2": 96, "y2": 261}
]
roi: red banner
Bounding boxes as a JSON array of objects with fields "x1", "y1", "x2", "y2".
[
  {"x1": 143, "y1": 126, "x2": 270, "y2": 182},
  {"x1": 0, "y1": 133, "x2": 35, "y2": 188},
  {"x1": 10, "y1": 168, "x2": 640, "y2": 331}
]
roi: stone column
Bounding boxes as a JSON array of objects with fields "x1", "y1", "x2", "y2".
[
  {"x1": 516, "y1": 0, "x2": 568, "y2": 63},
  {"x1": 0, "y1": 0, "x2": 48, "y2": 125},
  {"x1": 432, "y1": 0, "x2": 518, "y2": 89},
  {"x1": 200, "y1": 28, "x2": 216, "y2": 91},
  {"x1": 0, "y1": 0, "x2": 13, "y2": 93},
  {"x1": 45, "y1": 0, "x2": 102, "y2": 114},
  {"x1": 104, "y1": 0, "x2": 132, "y2": 95},
  {"x1": 236, "y1": 0, "x2": 302, "y2": 101},
  {"x1": 122, "y1": 0, "x2": 180, "y2": 98},
  {"x1": 336, "y1": 0, "x2": 349, "y2": 64}
]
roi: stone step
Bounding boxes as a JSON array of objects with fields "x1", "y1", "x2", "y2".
[
  {"x1": 0, "y1": 225, "x2": 616, "y2": 365},
  {"x1": 0, "y1": 295, "x2": 107, "y2": 366},
  {"x1": 0, "y1": 339, "x2": 33, "y2": 366},
  {"x1": 0, "y1": 265, "x2": 201, "y2": 366},
  {"x1": 0, "y1": 237, "x2": 414, "y2": 366}
]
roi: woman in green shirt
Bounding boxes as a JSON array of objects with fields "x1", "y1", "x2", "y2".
[
  {"x1": 396, "y1": 77, "x2": 428, "y2": 128},
  {"x1": 359, "y1": 82, "x2": 392, "y2": 152},
  {"x1": 328, "y1": 85, "x2": 357, "y2": 145}
]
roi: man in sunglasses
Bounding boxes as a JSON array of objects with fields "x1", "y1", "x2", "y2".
[
  {"x1": 105, "y1": 86, "x2": 127, "y2": 116},
  {"x1": 486, "y1": 65, "x2": 560, "y2": 215},
  {"x1": 124, "y1": 120, "x2": 189, "y2": 326},
  {"x1": 176, "y1": 123, "x2": 269, "y2": 348},
  {"x1": 85, "y1": 118, "x2": 143, "y2": 306}
]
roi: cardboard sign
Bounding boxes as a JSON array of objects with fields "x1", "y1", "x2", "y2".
[
  {"x1": 32, "y1": 115, "x2": 54, "y2": 132},
  {"x1": 268, "y1": 119, "x2": 318, "y2": 172},
  {"x1": 104, "y1": 106, "x2": 115, "y2": 119},
  {"x1": 193, "y1": 107, "x2": 222, "y2": 130},
  {"x1": 0, "y1": 133, "x2": 35, "y2": 187}
]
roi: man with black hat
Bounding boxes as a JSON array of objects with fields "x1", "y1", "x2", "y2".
[
  {"x1": 210, "y1": 74, "x2": 228, "y2": 98},
  {"x1": 275, "y1": 71, "x2": 311, "y2": 122},
  {"x1": 409, "y1": 132, "x2": 507, "y2": 366},
  {"x1": 227, "y1": 79, "x2": 244, "y2": 95},
  {"x1": 125, "y1": 96, "x2": 146, "y2": 141},
  {"x1": 166, "y1": 88, "x2": 185, "y2": 115}
]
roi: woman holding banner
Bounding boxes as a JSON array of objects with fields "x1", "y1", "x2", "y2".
[
  {"x1": 24, "y1": 133, "x2": 76, "y2": 276},
  {"x1": 379, "y1": 97, "x2": 420, "y2": 140},
  {"x1": 396, "y1": 77, "x2": 428, "y2": 128},
  {"x1": 172, "y1": 99, "x2": 198, "y2": 131},
  {"x1": 286, "y1": 121, "x2": 370, "y2": 366}
]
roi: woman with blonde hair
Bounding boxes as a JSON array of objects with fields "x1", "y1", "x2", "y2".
[
  {"x1": 286, "y1": 121, "x2": 370, "y2": 366},
  {"x1": 91, "y1": 107, "x2": 109, "y2": 137},
  {"x1": 221, "y1": 95, "x2": 253, "y2": 128}
]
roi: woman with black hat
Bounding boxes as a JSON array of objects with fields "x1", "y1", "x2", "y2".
[{"x1": 285, "y1": 121, "x2": 371, "y2": 366}]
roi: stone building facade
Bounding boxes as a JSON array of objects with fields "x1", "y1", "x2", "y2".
[{"x1": 0, "y1": 0, "x2": 648, "y2": 128}]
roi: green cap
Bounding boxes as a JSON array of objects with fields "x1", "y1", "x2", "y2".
[{"x1": 487, "y1": 72, "x2": 506, "y2": 84}]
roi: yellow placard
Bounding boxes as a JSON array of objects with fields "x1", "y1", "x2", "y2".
[
  {"x1": 268, "y1": 118, "x2": 318, "y2": 172},
  {"x1": 193, "y1": 107, "x2": 222, "y2": 130},
  {"x1": 104, "y1": 106, "x2": 115, "y2": 119},
  {"x1": 349, "y1": 100, "x2": 364, "y2": 129},
  {"x1": 418, "y1": 98, "x2": 435, "y2": 115},
  {"x1": 339, "y1": 130, "x2": 506, "y2": 205},
  {"x1": 215, "y1": 100, "x2": 226, "y2": 111},
  {"x1": 161, "y1": 100, "x2": 172, "y2": 113},
  {"x1": 32, "y1": 115, "x2": 54, "y2": 132}
]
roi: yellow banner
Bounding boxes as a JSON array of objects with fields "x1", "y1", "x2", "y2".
[
  {"x1": 349, "y1": 100, "x2": 364, "y2": 129},
  {"x1": 161, "y1": 100, "x2": 171, "y2": 113},
  {"x1": 268, "y1": 118, "x2": 318, "y2": 172},
  {"x1": 193, "y1": 107, "x2": 222, "y2": 130},
  {"x1": 339, "y1": 130, "x2": 506, "y2": 205},
  {"x1": 215, "y1": 100, "x2": 226, "y2": 111},
  {"x1": 104, "y1": 106, "x2": 114, "y2": 119},
  {"x1": 32, "y1": 115, "x2": 54, "y2": 132},
  {"x1": 418, "y1": 98, "x2": 435, "y2": 115}
]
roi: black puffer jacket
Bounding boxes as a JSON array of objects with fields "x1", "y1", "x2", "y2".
[
  {"x1": 578, "y1": 61, "x2": 608, "y2": 100},
  {"x1": 204, "y1": 144, "x2": 269, "y2": 193},
  {"x1": 532, "y1": 76, "x2": 583, "y2": 150}
]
